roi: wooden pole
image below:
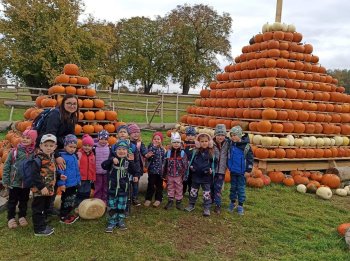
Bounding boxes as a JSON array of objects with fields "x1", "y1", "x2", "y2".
[
  {"x1": 275, "y1": 0, "x2": 283, "y2": 22},
  {"x1": 145, "y1": 99, "x2": 149, "y2": 124},
  {"x1": 175, "y1": 93, "x2": 179, "y2": 122},
  {"x1": 160, "y1": 94, "x2": 164, "y2": 124}
]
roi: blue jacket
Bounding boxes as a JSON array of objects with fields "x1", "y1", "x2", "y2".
[
  {"x1": 227, "y1": 134, "x2": 253, "y2": 175},
  {"x1": 57, "y1": 151, "x2": 81, "y2": 187},
  {"x1": 188, "y1": 148, "x2": 216, "y2": 184}
]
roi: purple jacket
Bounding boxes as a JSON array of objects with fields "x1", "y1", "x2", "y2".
[{"x1": 94, "y1": 143, "x2": 110, "y2": 175}]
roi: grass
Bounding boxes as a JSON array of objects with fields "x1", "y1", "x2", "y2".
[{"x1": 0, "y1": 185, "x2": 349, "y2": 260}]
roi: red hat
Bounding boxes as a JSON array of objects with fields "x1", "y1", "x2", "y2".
[
  {"x1": 153, "y1": 132, "x2": 163, "y2": 142},
  {"x1": 82, "y1": 134, "x2": 94, "y2": 146}
]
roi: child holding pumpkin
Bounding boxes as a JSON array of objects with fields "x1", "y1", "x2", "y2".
[
  {"x1": 102, "y1": 140, "x2": 137, "y2": 232},
  {"x1": 2, "y1": 129, "x2": 37, "y2": 229},
  {"x1": 144, "y1": 132, "x2": 166, "y2": 207},
  {"x1": 94, "y1": 130, "x2": 110, "y2": 203},
  {"x1": 227, "y1": 126, "x2": 253, "y2": 215}
]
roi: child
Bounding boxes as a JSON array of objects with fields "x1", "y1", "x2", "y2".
[
  {"x1": 144, "y1": 132, "x2": 165, "y2": 207},
  {"x1": 94, "y1": 130, "x2": 110, "y2": 203},
  {"x1": 184, "y1": 133, "x2": 216, "y2": 217},
  {"x1": 57, "y1": 134, "x2": 80, "y2": 224},
  {"x1": 128, "y1": 123, "x2": 147, "y2": 206},
  {"x1": 227, "y1": 126, "x2": 253, "y2": 215},
  {"x1": 31, "y1": 134, "x2": 57, "y2": 236},
  {"x1": 163, "y1": 132, "x2": 188, "y2": 210},
  {"x1": 212, "y1": 124, "x2": 230, "y2": 214},
  {"x1": 75, "y1": 134, "x2": 96, "y2": 207},
  {"x1": 102, "y1": 140, "x2": 137, "y2": 232},
  {"x1": 183, "y1": 126, "x2": 197, "y2": 195},
  {"x1": 2, "y1": 129, "x2": 37, "y2": 229}
]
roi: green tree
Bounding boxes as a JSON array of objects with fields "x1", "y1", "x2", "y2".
[
  {"x1": 165, "y1": 4, "x2": 232, "y2": 94},
  {"x1": 117, "y1": 16, "x2": 172, "y2": 94},
  {"x1": 327, "y1": 69, "x2": 350, "y2": 93}
]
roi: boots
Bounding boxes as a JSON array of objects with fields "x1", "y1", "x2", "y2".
[
  {"x1": 164, "y1": 199, "x2": 174, "y2": 210},
  {"x1": 176, "y1": 200, "x2": 183, "y2": 210}
]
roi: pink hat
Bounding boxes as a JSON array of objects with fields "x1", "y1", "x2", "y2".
[
  {"x1": 23, "y1": 129, "x2": 38, "y2": 144},
  {"x1": 128, "y1": 123, "x2": 140, "y2": 134},
  {"x1": 82, "y1": 134, "x2": 94, "y2": 146},
  {"x1": 153, "y1": 132, "x2": 163, "y2": 142}
]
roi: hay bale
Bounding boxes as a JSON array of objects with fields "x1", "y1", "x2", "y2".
[{"x1": 78, "y1": 198, "x2": 106, "y2": 219}]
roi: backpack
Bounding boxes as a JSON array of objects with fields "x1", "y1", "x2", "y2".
[
  {"x1": 13, "y1": 151, "x2": 41, "y2": 188},
  {"x1": 32, "y1": 108, "x2": 58, "y2": 131}
]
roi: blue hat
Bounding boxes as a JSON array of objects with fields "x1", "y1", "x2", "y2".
[
  {"x1": 185, "y1": 126, "x2": 196, "y2": 136},
  {"x1": 98, "y1": 130, "x2": 109, "y2": 140},
  {"x1": 114, "y1": 140, "x2": 129, "y2": 150},
  {"x1": 117, "y1": 125, "x2": 129, "y2": 134},
  {"x1": 64, "y1": 134, "x2": 77, "y2": 146}
]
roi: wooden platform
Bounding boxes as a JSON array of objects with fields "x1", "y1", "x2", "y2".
[{"x1": 255, "y1": 157, "x2": 350, "y2": 172}]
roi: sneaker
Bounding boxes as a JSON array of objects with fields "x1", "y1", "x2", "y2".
[
  {"x1": 203, "y1": 208, "x2": 210, "y2": 217},
  {"x1": 214, "y1": 205, "x2": 221, "y2": 214},
  {"x1": 60, "y1": 215, "x2": 79, "y2": 224},
  {"x1": 18, "y1": 217, "x2": 29, "y2": 227},
  {"x1": 8, "y1": 218, "x2": 18, "y2": 229},
  {"x1": 117, "y1": 220, "x2": 127, "y2": 230},
  {"x1": 176, "y1": 200, "x2": 183, "y2": 210},
  {"x1": 34, "y1": 227, "x2": 54, "y2": 236},
  {"x1": 228, "y1": 202, "x2": 236, "y2": 212},
  {"x1": 164, "y1": 200, "x2": 173, "y2": 210},
  {"x1": 132, "y1": 199, "x2": 141, "y2": 206},
  {"x1": 105, "y1": 224, "x2": 115, "y2": 233},
  {"x1": 144, "y1": 200, "x2": 151, "y2": 207},
  {"x1": 46, "y1": 208, "x2": 60, "y2": 217},
  {"x1": 237, "y1": 206, "x2": 244, "y2": 216},
  {"x1": 153, "y1": 200, "x2": 161, "y2": 208},
  {"x1": 184, "y1": 204, "x2": 195, "y2": 212},
  {"x1": 46, "y1": 225, "x2": 55, "y2": 231}
]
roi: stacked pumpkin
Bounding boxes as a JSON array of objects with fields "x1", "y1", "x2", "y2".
[{"x1": 179, "y1": 22, "x2": 350, "y2": 160}]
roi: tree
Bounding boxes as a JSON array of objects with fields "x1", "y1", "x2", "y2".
[
  {"x1": 327, "y1": 69, "x2": 350, "y2": 93},
  {"x1": 165, "y1": 4, "x2": 232, "y2": 94},
  {"x1": 117, "y1": 16, "x2": 172, "y2": 94}
]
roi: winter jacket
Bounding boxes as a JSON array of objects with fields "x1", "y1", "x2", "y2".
[
  {"x1": 213, "y1": 137, "x2": 230, "y2": 175},
  {"x1": 146, "y1": 144, "x2": 165, "y2": 175},
  {"x1": 227, "y1": 134, "x2": 253, "y2": 175},
  {"x1": 102, "y1": 155, "x2": 136, "y2": 196},
  {"x1": 94, "y1": 143, "x2": 110, "y2": 175},
  {"x1": 163, "y1": 148, "x2": 188, "y2": 178},
  {"x1": 184, "y1": 141, "x2": 196, "y2": 159},
  {"x1": 77, "y1": 149, "x2": 96, "y2": 181},
  {"x1": 2, "y1": 146, "x2": 34, "y2": 188},
  {"x1": 35, "y1": 108, "x2": 75, "y2": 150},
  {"x1": 131, "y1": 140, "x2": 148, "y2": 173},
  {"x1": 56, "y1": 151, "x2": 80, "y2": 188},
  {"x1": 188, "y1": 148, "x2": 216, "y2": 184},
  {"x1": 31, "y1": 151, "x2": 56, "y2": 197}
]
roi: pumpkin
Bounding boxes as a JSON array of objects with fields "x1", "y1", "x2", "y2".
[
  {"x1": 306, "y1": 182, "x2": 319, "y2": 193},
  {"x1": 283, "y1": 176, "x2": 295, "y2": 186},
  {"x1": 261, "y1": 175, "x2": 271, "y2": 186},
  {"x1": 321, "y1": 174, "x2": 340, "y2": 189},
  {"x1": 293, "y1": 175, "x2": 309, "y2": 185},
  {"x1": 94, "y1": 124, "x2": 104, "y2": 133},
  {"x1": 95, "y1": 110, "x2": 106, "y2": 120},
  {"x1": 85, "y1": 88, "x2": 96, "y2": 96},
  {"x1": 75, "y1": 124, "x2": 82, "y2": 135},
  {"x1": 310, "y1": 172, "x2": 323, "y2": 182},
  {"x1": 65, "y1": 86, "x2": 77, "y2": 95},
  {"x1": 83, "y1": 99, "x2": 94, "y2": 108},
  {"x1": 76, "y1": 88, "x2": 86, "y2": 96},
  {"x1": 63, "y1": 64, "x2": 79, "y2": 75},
  {"x1": 335, "y1": 188, "x2": 348, "y2": 197},
  {"x1": 55, "y1": 74, "x2": 70, "y2": 84},
  {"x1": 105, "y1": 111, "x2": 118, "y2": 121},
  {"x1": 78, "y1": 77, "x2": 90, "y2": 86},
  {"x1": 296, "y1": 184, "x2": 307, "y2": 193},
  {"x1": 104, "y1": 123, "x2": 116, "y2": 133},
  {"x1": 254, "y1": 148, "x2": 269, "y2": 159},
  {"x1": 247, "y1": 177, "x2": 264, "y2": 188},
  {"x1": 337, "y1": 223, "x2": 350, "y2": 236},
  {"x1": 257, "y1": 120, "x2": 272, "y2": 133},
  {"x1": 78, "y1": 111, "x2": 84, "y2": 120},
  {"x1": 84, "y1": 111, "x2": 95, "y2": 120},
  {"x1": 69, "y1": 77, "x2": 78, "y2": 84},
  {"x1": 316, "y1": 186, "x2": 332, "y2": 200},
  {"x1": 268, "y1": 171, "x2": 285, "y2": 183},
  {"x1": 82, "y1": 124, "x2": 94, "y2": 134},
  {"x1": 94, "y1": 99, "x2": 105, "y2": 108},
  {"x1": 108, "y1": 136, "x2": 117, "y2": 146},
  {"x1": 224, "y1": 169, "x2": 231, "y2": 183},
  {"x1": 78, "y1": 198, "x2": 106, "y2": 219}
]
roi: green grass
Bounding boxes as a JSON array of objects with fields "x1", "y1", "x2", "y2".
[{"x1": 0, "y1": 186, "x2": 348, "y2": 260}]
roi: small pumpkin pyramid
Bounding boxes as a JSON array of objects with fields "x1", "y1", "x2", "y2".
[{"x1": 179, "y1": 22, "x2": 350, "y2": 160}]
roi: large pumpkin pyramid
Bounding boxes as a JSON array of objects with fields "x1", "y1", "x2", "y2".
[{"x1": 179, "y1": 22, "x2": 350, "y2": 160}]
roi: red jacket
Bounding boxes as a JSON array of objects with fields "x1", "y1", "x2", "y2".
[{"x1": 78, "y1": 149, "x2": 96, "y2": 181}]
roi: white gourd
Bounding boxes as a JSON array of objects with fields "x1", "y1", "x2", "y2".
[
  {"x1": 287, "y1": 135, "x2": 295, "y2": 146},
  {"x1": 279, "y1": 138, "x2": 289, "y2": 146},
  {"x1": 287, "y1": 24, "x2": 296, "y2": 32},
  {"x1": 309, "y1": 136, "x2": 317, "y2": 146},
  {"x1": 294, "y1": 138, "x2": 304, "y2": 147},
  {"x1": 271, "y1": 22, "x2": 283, "y2": 31},
  {"x1": 316, "y1": 137, "x2": 325, "y2": 147},
  {"x1": 316, "y1": 187, "x2": 332, "y2": 200},
  {"x1": 335, "y1": 188, "x2": 348, "y2": 197},
  {"x1": 271, "y1": 137, "x2": 280, "y2": 146},
  {"x1": 334, "y1": 136, "x2": 343, "y2": 146},
  {"x1": 262, "y1": 23, "x2": 270, "y2": 33},
  {"x1": 302, "y1": 137, "x2": 310, "y2": 147},
  {"x1": 330, "y1": 138, "x2": 336, "y2": 146},
  {"x1": 296, "y1": 184, "x2": 307, "y2": 193},
  {"x1": 282, "y1": 23, "x2": 288, "y2": 32},
  {"x1": 261, "y1": 136, "x2": 273, "y2": 146},
  {"x1": 323, "y1": 137, "x2": 331, "y2": 146},
  {"x1": 253, "y1": 135, "x2": 263, "y2": 145},
  {"x1": 343, "y1": 136, "x2": 350, "y2": 146}
]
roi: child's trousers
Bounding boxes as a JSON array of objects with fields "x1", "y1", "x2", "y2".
[
  {"x1": 60, "y1": 186, "x2": 77, "y2": 218},
  {"x1": 32, "y1": 196, "x2": 51, "y2": 233},
  {"x1": 7, "y1": 187, "x2": 30, "y2": 220},
  {"x1": 167, "y1": 176, "x2": 183, "y2": 201},
  {"x1": 189, "y1": 182, "x2": 211, "y2": 209},
  {"x1": 229, "y1": 173, "x2": 246, "y2": 204},
  {"x1": 145, "y1": 173, "x2": 163, "y2": 202},
  {"x1": 94, "y1": 174, "x2": 108, "y2": 203},
  {"x1": 107, "y1": 194, "x2": 127, "y2": 225}
]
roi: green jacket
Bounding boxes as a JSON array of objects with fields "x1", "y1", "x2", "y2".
[{"x1": 2, "y1": 147, "x2": 34, "y2": 188}]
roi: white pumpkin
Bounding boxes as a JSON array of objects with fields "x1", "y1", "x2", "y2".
[
  {"x1": 309, "y1": 136, "x2": 317, "y2": 146},
  {"x1": 261, "y1": 136, "x2": 273, "y2": 146},
  {"x1": 271, "y1": 22, "x2": 283, "y2": 31},
  {"x1": 262, "y1": 23, "x2": 270, "y2": 33},
  {"x1": 344, "y1": 186, "x2": 350, "y2": 195},
  {"x1": 78, "y1": 198, "x2": 106, "y2": 219},
  {"x1": 287, "y1": 24, "x2": 296, "y2": 32},
  {"x1": 175, "y1": 123, "x2": 181, "y2": 130},
  {"x1": 343, "y1": 136, "x2": 350, "y2": 146},
  {"x1": 279, "y1": 138, "x2": 290, "y2": 146},
  {"x1": 194, "y1": 127, "x2": 199, "y2": 133},
  {"x1": 334, "y1": 136, "x2": 343, "y2": 146},
  {"x1": 138, "y1": 173, "x2": 148, "y2": 193},
  {"x1": 294, "y1": 138, "x2": 304, "y2": 147},
  {"x1": 253, "y1": 134, "x2": 263, "y2": 145},
  {"x1": 287, "y1": 135, "x2": 295, "y2": 146},
  {"x1": 316, "y1": 187, "x2": 332, "y2": 200},
  {"x1": 54, "y1": 195, "x2": 61, "y2": 209},
  {"x1": 281, "y1": 23, "x2": 288, "y2": 32},
  {"x1": 316, "y1": 137, "x2": 325, "y2": 147},
  {"x1": 248, "y1": 133, "x2": 254, "y2": 141},
  {"x1": 330, "y1": 138, "x2": 336, "y2": 146},
  {"x1": 179, "y1": 125, "x2": 186, "y2": 133},
  {"x1": 335, "y1": 188, "x2": 348, "y2": 197},
  {"x1": 323, "y1": 137, "x2": 331, "y2": 146},
  {"x1": 296, "y1": 184, "x2": 307, "y2": 193},
  {"x1": 271, "y1": 137, "x2": 280, "y2": 146},
  {"x1": 302, "y1": 137, "x2": 310, "y2": 147}
]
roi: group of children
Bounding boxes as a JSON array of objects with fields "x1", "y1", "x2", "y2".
[{"x1": 2, "y1": 122, "x2": 253, "y2": 235}]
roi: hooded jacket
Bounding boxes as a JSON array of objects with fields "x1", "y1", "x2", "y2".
[
  {"x1": 56, "y1": 151, "x2": 80, "y2": 188},
  {"x1": 227, "y1": 134, "x2": 253, "y2": 174},
  {"x1": 213, "y1": 137, "x2": 230, "y2": 175}
]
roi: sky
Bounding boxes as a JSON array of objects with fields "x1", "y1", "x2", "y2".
[{"x1": 82, "y1": 0, "x2": 350, "y2": 93}]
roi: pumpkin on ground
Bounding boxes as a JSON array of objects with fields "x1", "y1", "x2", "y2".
[
  {"x1": 337, "y1": 223, "x2": 350, "y2": 236},
  {"x1": 78, "y1": 198, "x2": 106, "y2": 219},
  {"x1": 316, "y1": 186, "x2": 332, "y2": 200}
]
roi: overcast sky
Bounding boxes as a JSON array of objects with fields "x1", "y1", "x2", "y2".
[{"x1": 81, "y1": 0, "x2": 350, "y2": 93}]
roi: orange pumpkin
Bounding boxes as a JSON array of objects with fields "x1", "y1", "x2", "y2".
[
  {"x1": 269, "y1": 171, "x2": 285, "y2": 183},
  {"x1": 75, "y1": 124, "x2": 82, "y2": 135},
  {"x1": 95, "y1": 110, "x2": 106, "y2": 120},
  {"x1": 55, "y1": 74, "x2": 70, "y2": 84},
  {"x1": 104, "y1": 123, "x2": 116, "y2": 133},
  {"x1": 82, "y1": 124, "x2": 94, "y2": 134},
  {"x1": 78, "y1": 77, "x2": 90, "y2": 85},
  {"x1": 84, "y1": 111, "x2": 95, "y2": 120},
  {"x1": 76, "y1": 88, "x2": 86, "y2": 96},
  {"x1": 321, "y1": 174, "x2": 340, "y2": 189},
  {"x1": 337, "y1": 223, "x2": 350, "y2": 236},
  {"x1": 69, "y1": 77, "x2": 78, "y2": 84},
  {"x1": 64, "y1": 64, "x2": 79, "y2": 75},
  {"x1": 85, "y1": 88, "x2": 96, "y2": 97},
  {"x1": 283, "y1": 176, "x2": 295, "y2": 186},
  {"x1": 83, "y1": 99, "x2": 94, "y2": 108},
  {"x1": 94, "y1": 124, "x2": 104, "y2": 133},
  {"x1": 94, "y1": 99, "x2": 105, "y2": 108},
  {"x1": 105, "y1": 111, "x2": 118, "y2": 121},
  {"x1": 65, "y1": 86, "x2": 76, "y2": 95},
  {"x1": 35, "y1": 96, "x2": 47, "y2": 108},
  {"x1": 108, "y1": 136, "x2": 117, "y2": 146}
]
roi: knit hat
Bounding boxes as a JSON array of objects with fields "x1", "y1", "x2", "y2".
[
  {"x1": 214, "y1": 124, "x2": 227, "y2": 136},
  {"x1": 195, "y1": 133, "x2": 214, "y2": 148},
  {"x1": 40, "y1": 134, "x2": 57, "y2": 144},
  {"x1": 153, "y1": 131, "x2": 163, "y2": 142},
  {"x1": 22, "y1": 129, "x2": 38, "y2": 144},
  {"x1": 82, "y1": 134, "x2": 94, "y2": 146},
  {"x1": 171, "y1": 132, "x2": 182, "y2": 143},
  {"x1": 114, "y1": 140, "x2": 129, "y2": 150},
  {"x1": 128, "y1": 123, "x2": 140, "y2": 134},
  {"x1": 185, "y1": 126, "x2": 196, "y2": 136},
  {"x1": 230, "y1": 126, "x2": 243, "y2": 138},
  {"x1": 97, "y1": 130, "x2": 109, "y2": 140},
  {"x1": 64, "y1": 134, "x2": 78, "y2": 146},
  {"x1": 117, "y1": 125, "x2": 129, "y2": 134}
]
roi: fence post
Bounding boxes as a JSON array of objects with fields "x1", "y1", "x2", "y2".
[
  {"x1": 145, "y1": 99, "x2": 149, "y2": 124},
  {"x1": 175, "y1": 93, "x2": 179, "y2": 122},
  {"x1": 160, "y1": 94, "x2": 164, "y2": 124}
]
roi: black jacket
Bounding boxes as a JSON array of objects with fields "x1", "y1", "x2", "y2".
[{"x1": 189, "y1": 148, "x2": 216, "y2": 184}]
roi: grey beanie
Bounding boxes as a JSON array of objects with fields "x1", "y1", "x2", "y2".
[
  {"x1": 214, "y1": 124, "x2": 227, "y2": 136},
  {"x1": 230, "y1": 126, "x2": 243, "y2": 138}
]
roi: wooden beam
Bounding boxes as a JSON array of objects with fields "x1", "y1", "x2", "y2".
[{"x1": 275, "y1": 0, "x2": 283, "y2": 22}]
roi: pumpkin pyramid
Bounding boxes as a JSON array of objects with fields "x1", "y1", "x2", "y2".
[{"x1": 179, "y1": 23, "x2": 350, "y2": 160}]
